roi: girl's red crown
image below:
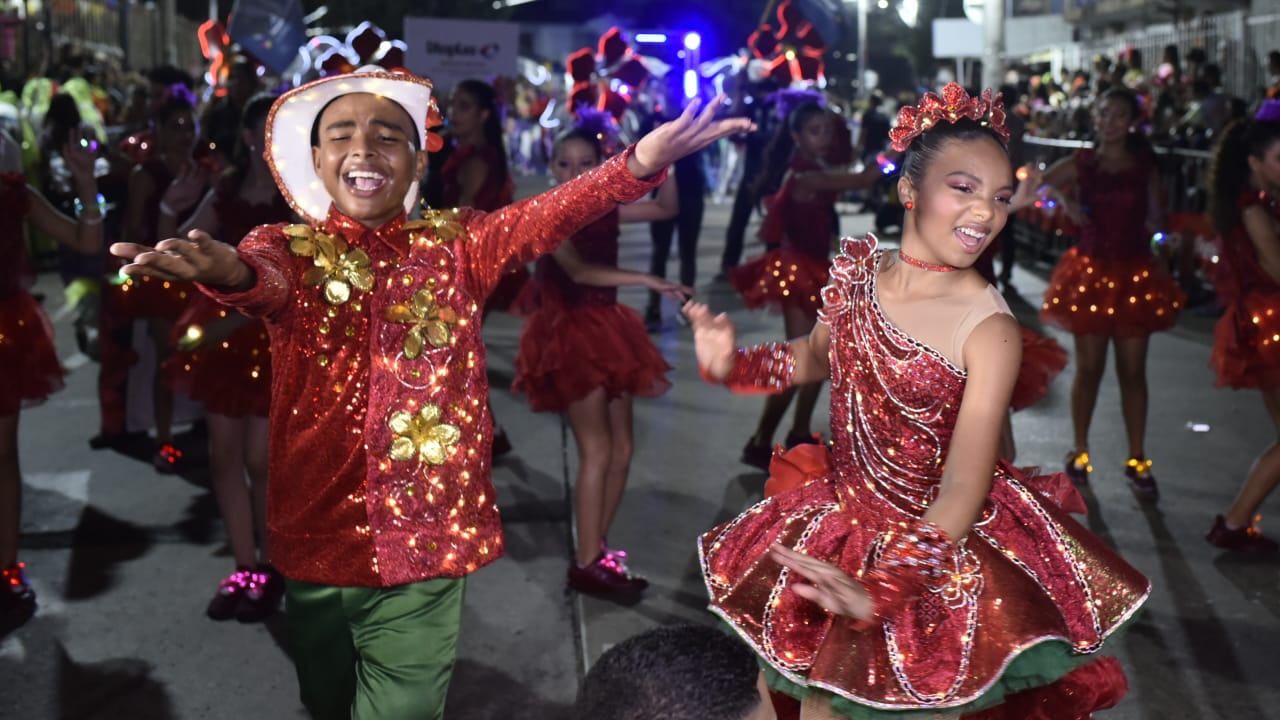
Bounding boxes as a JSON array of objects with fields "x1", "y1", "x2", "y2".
[{"x1": 889, "y1": 83, "x2": 1010, "y2": 153}]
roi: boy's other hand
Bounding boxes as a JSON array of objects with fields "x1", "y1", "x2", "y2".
[
  {"x1": 629, "y1": 96, "x2": 755, "y2": 179},
  {"x1": 111, "y1": 230, "x2": 252, "y2": 290}
]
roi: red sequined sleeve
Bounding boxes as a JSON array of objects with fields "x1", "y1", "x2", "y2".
[
  {"x1": 459, "y1": 144, "x2": 667, "y2": 298},
  {"x1": 197, "y1": 222, "x2": 294, "y2": 320}
]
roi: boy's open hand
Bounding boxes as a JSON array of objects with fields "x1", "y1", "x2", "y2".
[
  {"x1": 111, "y1": 230, "x2": 251, "y2": 289},
  {"x1": 682, "y1": 300, "x2": 737, "y2": 380},
  {"x1": 629, "y1": 96, "x2": 755, "y2": 179}
]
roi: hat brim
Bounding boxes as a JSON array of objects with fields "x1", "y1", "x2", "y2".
[{"x1": 266, "y1": 68, "x2": 434, "y2": 225}]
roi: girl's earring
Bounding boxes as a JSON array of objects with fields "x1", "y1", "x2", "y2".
[{"x1": 904, "y1": 200, "x2": 914, "y2": 210}]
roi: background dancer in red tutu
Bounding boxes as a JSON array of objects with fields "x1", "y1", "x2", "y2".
[
  {"x1": 1, "y1": 132, "x2": 102, "y2": 635},
  {"x1": 513, "y1": 126, "x2": 690, "y2": 598},
  {"x1": 158, "y1": 95, "x2": 294, "y2": 620},
  {"x1": 730, "y1": 99, "x2": 882, "y2": 469},
  {"x1": 1033, "y1": 88, "x2": 1184, "y2": 496},
  {"x1": 687, "y1": 85, "x2": 1146, "y2": 719},
  {"x1": 1202, "y1": 102, "x2": 1280, "y2": 553}
]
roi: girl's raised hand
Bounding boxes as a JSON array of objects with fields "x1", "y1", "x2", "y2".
[
  {"x1": 770, "y1": 544, "x2": 874, "y2": 622},
  {"x1": 61, "y1": 128, "x2": 99, "y2": 188},
  {"x1": 629, "y1": 96, "x2": 755, "y2": 179},
  {"x1": 682, "y1": 300, "x2": 737, "y2": 380}
]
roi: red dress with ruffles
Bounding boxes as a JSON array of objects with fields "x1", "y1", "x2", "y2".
[
  {"x1": 0, "y1": 173, "x2": 66, "y2": 415},
  {"x1": 1040, "y1": 148, "x2": 1184, "y2": 336},
  {"x1": 512, "y1": 210, "x2": 671, "y2": 412},
  {"x1": 164, "y1": 175, "x2": 291, "y2": 417},
  {"x1": 702, "y1": 235, "x2": 1149, "y2": 717},
  {"x1": 440, "y1": 143, "x2": 527, "y2": 313},
  {"x1": 730, "y1": 156, "x2": 836, "y2": 316},
  {"x1": 1210, "y1": 191, "x2": 1280, "y2": 389}
]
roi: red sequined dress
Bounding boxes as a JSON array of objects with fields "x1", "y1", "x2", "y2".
[
  {"x1": 512, "y1": 210, "x2": 671, "y2": 412},
  {"x1": 108, "y1": 159, "x2": 197, "y2": 321},
  {"x1": 730, "y1": 156, "x2": 837, "y2": 317},
  {"x1": 440, "y1": 143, "x2": 527, "y2": 313},
  {"x1": 0, "y1": 173, "x2": 65, "y2": 415},
  {"x1": 164, "y1": 174, "x2": 292, "y2": 417},
  {"x1": 702, "y1": 235, "x2": 1149, "y2": 717},
  {"x1": 1210, "y1": 191, "x2": 1280, "y2": 389},
  {"x1": 1040, "y1": 148, "x2": 1184, "y2": 336}
]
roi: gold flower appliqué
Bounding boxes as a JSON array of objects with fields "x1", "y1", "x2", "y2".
[
  {"x1": 385, "y1": 288, "x2": 459, "y2": 358},
  {"x1": 388, "y1": 403, "x2": 461, "y2": 466},
  {"x1": 285, "y1": 224, "x2": 375, "y2": 304},
  {"x1": 404, "y1": 208, "x2": 466, "y2": 243}
]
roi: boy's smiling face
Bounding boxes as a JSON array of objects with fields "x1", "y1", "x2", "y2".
[{"x1": 311, "y1": 92, "x2": 428, "y2": 228}]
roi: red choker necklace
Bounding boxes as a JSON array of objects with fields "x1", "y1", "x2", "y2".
[{"x1": 897, "y1": 249, "x2": 958, "y2": 273}]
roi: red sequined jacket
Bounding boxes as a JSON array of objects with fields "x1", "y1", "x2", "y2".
[{"x1": 202, "y1": 148, "x2": 664, "y2": 586}]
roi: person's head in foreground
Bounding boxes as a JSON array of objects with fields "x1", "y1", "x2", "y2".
[{"x1": 573, "y1": 624, "x2": 776, "y2": 720}]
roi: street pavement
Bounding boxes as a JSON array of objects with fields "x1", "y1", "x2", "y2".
[{"x1": 4, "y1": 178, "x2": 1279, "y2": 719}]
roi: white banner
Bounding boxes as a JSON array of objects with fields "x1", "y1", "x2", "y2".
[{"x1": 403, "y1": 16, "x2": 520, "y2": 94}]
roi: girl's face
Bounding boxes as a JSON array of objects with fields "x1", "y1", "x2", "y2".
[
  {"x1": 1250, "y1": 141, "x2": 1280, "y2": 192},
  {"x1": 1093, "y1": 97, "x2": 1135, "y2": 144},
  {"x1": 551, "y1": 138, "x2": 600, "y2": 184},
  {"x1": 793, "y1": 112, "x2": 833, "y2": 159},
  {"x1": 901, "y1": 136, "x2": 1013, "y2": 265},
  {"x1": 241, "y1": 116, "x2": 267, "y2": 165},
  {"x1": 157, "y1": 108, "x2": 197, "y2": 156},
  {"x1": 447, "y1": 88, "x2": 488, "y2": 139}
]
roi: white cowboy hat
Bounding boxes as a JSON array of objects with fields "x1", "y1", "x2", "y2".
[{"x1": 265, "y1": 66, "x2": 435, "y2": 224}]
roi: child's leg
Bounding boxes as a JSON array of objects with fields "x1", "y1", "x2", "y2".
[
  {"x1": 1069, "y1": 333, "x2": 1109, "y2": 452},
  {"x1": 1225, "y1": 385, "x2": 1280, "y2": 529},
  {"x1": 207, "y1": 412, "x2": 256, "y2": 569},
  {"x1": 0, "y1": 413, "x2": 19, "y2": 568},
  {"x1": 567, "y1": 386, "x2": 613, "y2": 566},
  {"x1": 1112, "y1": 334, "x2": 1151, "y2": 459},
  {"x1": 784, "y1": 306, "x2": 822, "y2": 440},
  {"x1": 243, "y1": 414, "x2": 271, "y2": 562},
  {"x1": 600, "y1": 394, "x2": 634, "y2": 539},
  {"x1": 751, "y1": 389, "x2": 798, "y2": 448}
]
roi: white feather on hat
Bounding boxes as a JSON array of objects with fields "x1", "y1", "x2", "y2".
[{"x1": 265, "y1": 66, "x2": 435, "y2": 224}]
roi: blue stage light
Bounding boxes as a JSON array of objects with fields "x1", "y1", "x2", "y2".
[{"x1": 684, "y1": 32, "x2": 701, "y2": 51}]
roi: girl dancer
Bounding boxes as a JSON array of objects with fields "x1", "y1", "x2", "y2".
[
  {"x1": 1, "y1": 131, "x2": 102, "y2": 634},
  {"x1": 1034, "y1": 87, "x2": 1184, "y2": 495},
  {"x1": 730, "y1": 100, "x2": 882, "y2": 469},
  {"x1": 688, "y1": 85, "x2": 1148, "y2": 719},
  {"x1": 158, "y1": 95, "x2": 294, "y2": 619},
  {"x1": 513, "y1": 127, "x2": 689, "y2": 597},
  {"x1": 1202, "y1": 103, "x2": 1280, "y2": 553}
]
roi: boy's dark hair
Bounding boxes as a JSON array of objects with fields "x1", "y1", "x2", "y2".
[
  {"x1": 309, "y1": 95, "x2": 421, "y2": 152},
  {"x1": 899, "y1": 116, "x2": 1009, "y2": 189},
  {"x1": 553, "y1": 127, "x2": 605, "y2": 161},
  {"x1": 573, "y1": 624, "x2": 763, "y2": 720}
]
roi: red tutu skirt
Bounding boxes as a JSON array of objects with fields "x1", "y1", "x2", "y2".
[
  {"x1": 0, "y1": 292, "x2": 65, "y2": 415},
  {"x1": 1211, "y1": 289, "x2": 1280, "y2": 389},
  {"x1": 730, "y1": 249, "x2": 829, "y2": 317},
  {"x1": 1011, "y1": 327, "x2": 1068, "y2": 411},
  {"x1": 164, "y1": 296, "x2": 271, "y2": 418},
  {"x1": 513, "y1": 302, "x2": 671, "y2": 413},
  {"x1": 109, "y1": 274, "x2": 195, "y2": 323},
  {"x1": 1040, "y1": 247, "x2": 1184, "y2": 337}
]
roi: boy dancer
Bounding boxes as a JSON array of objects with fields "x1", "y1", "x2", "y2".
[{"x1": 111, "y1": 68, "x2": 750, "y2": 718}]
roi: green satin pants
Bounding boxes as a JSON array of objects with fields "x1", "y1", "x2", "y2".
[{"x1": 285, "y1": 577, "x2": 466, "y2": 720}]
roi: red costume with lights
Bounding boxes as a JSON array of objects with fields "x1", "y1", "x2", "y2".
[
  {"x1": 165, "y1": 175, "x2": 292, "y2": 417},
  {"x1": 702, "y1": 236, "x2": 1148, "y2": 717},
  {"x1": 1211, "y1": 191, "x2": 1280, "y2": 389},
  {"x1": 200, "y1": 149, "x2": 663, "y2": 586},
  {"x1": 730, "y1": 156, "x2": 837, "y2": 317},
  {"x1": 0, "y1": 173, "x2": 65, "y2": 415},
  {"x1": 1040, "y1": 148, "x2": 1184, "y2": 336},
  {"x1": 512, "y1": 209, "x2": 671, "y2": 412}
]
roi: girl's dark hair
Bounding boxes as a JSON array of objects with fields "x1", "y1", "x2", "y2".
[
  {"x1": 153, "y1": 90, "x2": 194, "y2": 126},
  {"x1": 751, "y1": 100, "x2": 827, "y2": 197},
  {"x1": 42, "y1": 93, "x2": 81, "y2": 152},
  {"x1": 1097, "y1": 87, "x2": 1153, "y2": 158},
  {"x1": 899, "y1": 117, "x2": 1008, "y2": 188},
  {"x1": 553, "y1": 127, "x2": 604, "y2": 161},
  {"x1": 453, "y1": 79, "x2": 509, "y2": 189},
  {"x1": 230, "y1": 94, "x2": 277, "y2": 176},
  {"x1": 1208, "y1": 118, "x2": 1280, "y2": 238}
]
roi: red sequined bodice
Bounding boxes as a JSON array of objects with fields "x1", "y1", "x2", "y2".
[
  {"x1": 1073, "y1": 148, "x2": 1154, "y2": 261},
  {"x1": 533, "y1": 210, "x2": 620, "y2": 308},
  {"x1": 759, "y1": 156, "x2": 839, "y2": 260},
  {"x1": 212, "y1": 173, "x2": 295, "y2": 247},
  {"x1": 1215, "y1": 191, "x2": 1280, "y2": 301},
  {"x1": 440, "y1": 144, "x2": 514, "y2": 212}
]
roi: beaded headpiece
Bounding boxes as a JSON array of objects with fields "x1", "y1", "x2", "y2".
[{"x1": 888, "y1": 83, "x2": 1009, "y2": 153}]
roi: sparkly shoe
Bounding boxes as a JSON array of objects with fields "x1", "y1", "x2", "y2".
[
  {"x1": 599, "y1": 541, "x2": 649, "y2": 590},
  {"x1": 568, "y1": 555, "x2": 646, "y2": 597},
  {"x1": 1064, "y1": 450, "x2": 1092, "y2": 486},
  {"x1": 206, "y1": 568, "x2": 251, "y2": 621},
  {"x1": 236, "y1": 564, "x2": 285, "y2": 623},
  {"x1": 1124, "y1": 457, "x2": 1158, "y2": 498},
  {"x1": 1205, "y1": 515, "x2": 1279, "y2": 553},
  {"x1": 153, "y1": 442, "x2": 185, "y2": 474},
  {"x1": 1, "y1": 563, "x2": 37, "y2": 636}
]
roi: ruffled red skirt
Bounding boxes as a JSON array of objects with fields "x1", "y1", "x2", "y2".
[
  {"x1": 0, "y1": 292, "x2": 65, "y2": 415},
  {"x1": 164, "y1": 297, "x2": 271, "y2": 418},
  {"x1": 513, "y1": 302, "x2": 671, "y2": 413},
  {"x1": 1040, "y1": 247, "x2": 1184, "y2": 337},
  {"x1": 1011, "y1": 327, "x2": 1068, "y2": 411},
  {"x1": 1211, "y1": 289, "x2": 1280, "y2": 389},
  {"x1": 730, "y1": 249, "x2": 829, "y2": 317}
]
